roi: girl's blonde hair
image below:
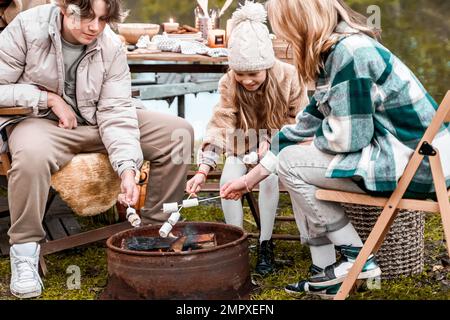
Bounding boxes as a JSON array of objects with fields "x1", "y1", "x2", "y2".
[
  {"x1": 233, "y1": 68, "x2": 290, "y2": 134},
  {"x1": 267, "y1": 0, "x2": 380, "y2": 85}
]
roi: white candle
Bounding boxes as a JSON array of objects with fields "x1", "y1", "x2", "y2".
[
  {"x1": 163, "y1": 18, "x2": 179, "y2": 33},
  {"x1": 226, "y1": 19, "x2": 234, "y2": 46},
  {"x1": 208, "y1": 29, "x2": 226, "y2": 48}
]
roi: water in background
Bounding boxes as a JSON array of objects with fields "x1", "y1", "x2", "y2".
[{"x1": 124, "y1": 0, "x2": 450, "y2": 139}]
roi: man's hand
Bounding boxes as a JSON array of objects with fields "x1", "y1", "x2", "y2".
[
  {"x1": 47, "y1": 92, "x2": 78, "y2": 130},
  {"x1": 118, "y1": 169, "x2": 139, "y2": 206}
]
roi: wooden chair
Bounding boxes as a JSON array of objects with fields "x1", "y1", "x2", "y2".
[{"x1": 315, "y1": 91, "x2": 450, "y2": 300}]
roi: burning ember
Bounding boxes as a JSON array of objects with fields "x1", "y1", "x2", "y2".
[{"x1": 121, "y1": 233, "x2": 217, "y2": 253}]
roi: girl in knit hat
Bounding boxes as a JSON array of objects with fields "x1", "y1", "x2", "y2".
[
  {"x1": 186, "y1": 0, "x2": 308, "y2": 276},
  {"x1": 221, "y1": 0, "x2": 450, "y2": 299}
]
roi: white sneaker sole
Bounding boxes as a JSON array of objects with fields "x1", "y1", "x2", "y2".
[
  {"x1": 10, "y1": 287, "x2": 42, "y2": 299},
  {"x1": 309, "y1": 267, "x2": 382, "y2": 287}
]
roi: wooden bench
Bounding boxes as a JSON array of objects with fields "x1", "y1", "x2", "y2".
[{"x1": 187, "y1": 170, "x2": 299, "y2": 241}]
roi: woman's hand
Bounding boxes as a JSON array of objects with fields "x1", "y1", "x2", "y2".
[
  {"x1": 47, "y1": 92, "x2": 78, "y2": 130},
  {"x1": 220, "y1": 176, "x2": 249, "y2": 201},
  {"x1": 118, "y1": 169, "x2": 139, "y2": 206},
  {"x1": 221, "y1": 164, "x2": 272, "y2": 200},
  {"x1": 186, "y1": 173, "x2": 207, "y2": 197}
]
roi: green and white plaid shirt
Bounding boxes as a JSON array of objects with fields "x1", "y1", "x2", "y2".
[{"x1": 261, "y1": 22, "x2": 450, "y2": 195}]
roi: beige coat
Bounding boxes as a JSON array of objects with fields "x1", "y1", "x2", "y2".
[
  {"x1": 0, "y1": 4, "x2": 143, "y2": 176},
  {"x1": 200, "y1": 59, "x2": 309, "y2": 166}
]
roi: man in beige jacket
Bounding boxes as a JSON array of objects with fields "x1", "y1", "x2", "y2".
[{"x1": 0, "y1": 0, "x2": 193, "y2": 298}]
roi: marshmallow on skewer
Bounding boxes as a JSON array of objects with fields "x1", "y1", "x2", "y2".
[
  {"x1": 243, "y1": 152, "x2": 258, "y2": 165},
  {"x1": 126, "y1": 207, "x2": 141, "y2": 228},
  {"x1": 159, "y1": 222, "x2": 173, "y2": 238},
  {"x1": 182, "y1": 198, "x2": 199, "y2": 208},
  {"x1": 163, "y1": 202, "x2": 179, "y2": 213},
  {"x1": 168, "y1": 211, "x2": 181, "y2": 226}
]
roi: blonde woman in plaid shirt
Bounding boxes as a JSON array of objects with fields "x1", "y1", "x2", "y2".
[{"x1": 221, "y1": 0, "x2": 450, "y2": 299}]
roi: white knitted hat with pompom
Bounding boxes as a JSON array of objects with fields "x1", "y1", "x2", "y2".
[{"x1": 228, "y1": 1, "x2": 275, "y2": 72}]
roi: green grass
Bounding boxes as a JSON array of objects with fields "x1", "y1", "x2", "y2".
[{"x1": 0, "y1": 194, "x2": 448, "y2": 300}]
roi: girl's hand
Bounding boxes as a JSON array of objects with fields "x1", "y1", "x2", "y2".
[
  {"x1": 220, "y1": 176, "x2": 249, "y2": 201},
  {"x1": 186, "y1": 173, "x2": 207, "y2": 197}
]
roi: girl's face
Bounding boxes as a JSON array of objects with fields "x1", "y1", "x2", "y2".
[{"x1": 234, "y1": 70, "x2": 267, "y2": 92}]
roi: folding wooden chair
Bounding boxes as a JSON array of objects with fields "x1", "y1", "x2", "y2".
[{"x1": 315, "y1": 91, "x2": 450, "y2": 300}]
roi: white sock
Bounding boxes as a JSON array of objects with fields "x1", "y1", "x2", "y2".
[
  {"x1": 310, "y1": 244, "x2": 337, "y2": 269},
  {"x1": 11, "y1": 242, "x2": 38, "y2": 256},
  {"x1": 327, "y1": 223, "x2": 363, "y2": 247}
]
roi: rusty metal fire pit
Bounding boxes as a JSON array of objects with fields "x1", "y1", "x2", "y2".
[{"x1": 101, "y1": 222, "x2": 253, "y2": 300}]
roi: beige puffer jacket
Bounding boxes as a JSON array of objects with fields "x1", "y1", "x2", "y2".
[{"x1": 0, "y1": 4, "x2": 143, "y2": 177}]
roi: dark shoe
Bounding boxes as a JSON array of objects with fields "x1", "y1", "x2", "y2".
[
  {"x1": 308, "y1": 245, "x2": 382, "y2": 287},
  {"x1": 255, "y1": 240, "x2": 275, "y2": 276},
  {"x1": 284, "y1": 264, "x2": 323, "y2": 295}
]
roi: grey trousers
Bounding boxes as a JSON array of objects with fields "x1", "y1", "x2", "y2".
[
  {"x1": 277, "y1": 144, "x2": 364, "y2": 246},
  {"x1": 7, "y1": 109, "x2": 194, "y2": 244}
]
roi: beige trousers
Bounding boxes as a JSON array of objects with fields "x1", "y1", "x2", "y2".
[{"x1": 7, "y1": 109, "x2": 194, "y2": 244}]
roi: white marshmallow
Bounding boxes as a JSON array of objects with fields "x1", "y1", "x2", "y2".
[
  {"x1": 168, "y1": 211, "x2": 181, "y2": 226},
  {"x1": 126, "y1": 207, "x2": 141, "y2": 228},
  {"x1": 243, "y1": 152, "x2": 258, "y2": 165},
  {"x1": 163, "y1": 202, "x2": 179, "y2": 213},
  {"x1": 159, "y1": 222, "x2": 173, "y2": 238},
  {"x1": 182, "y1": 199, "x2": 199, "y2": 208}
]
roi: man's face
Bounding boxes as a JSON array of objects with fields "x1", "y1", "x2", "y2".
[
  {"x1": 234, "y1": 70, "x2": 267, "y2": 92},
  {"x1": 61, "y1": 0, "x2": 108, "y2": 45}
]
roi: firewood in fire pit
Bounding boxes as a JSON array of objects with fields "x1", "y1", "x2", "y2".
[
  {"x1": 122, "y1": 233, "x2": 217, "y2": 252},
  {"x1": 123, "y1": 236, "x2": 176, "y2": 251}
]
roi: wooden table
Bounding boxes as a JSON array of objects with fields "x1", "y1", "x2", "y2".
[
  {"x1": 127, "y1": 51, "x2": 228, "y2": 74},
  {"x1": 127, "y1": 51, "x2": 228, "y2": 117}
]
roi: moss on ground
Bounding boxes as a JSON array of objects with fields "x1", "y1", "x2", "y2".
[{"x1": 0, "y1": 193, "x2": 448, "y2": 300}]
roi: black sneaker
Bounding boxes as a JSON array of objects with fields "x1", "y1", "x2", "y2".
[
  {"x1": 255, "y1": 239, "x2": 275, "y2": 276},
  {"x1": 308, "y1": 245, "x2": 382, "y2": 287},
  {"x1": 284, "y1": 264, "x2": 323, "y2": 295}
]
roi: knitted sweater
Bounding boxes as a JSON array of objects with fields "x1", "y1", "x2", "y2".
[
  {"x1": 199, "y1": 59, "x2": 309, "y2": 169},
  {"x1": 261, "y1": 22, "x2": 450, "y2": 195}
]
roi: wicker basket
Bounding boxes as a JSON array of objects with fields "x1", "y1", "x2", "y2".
[{"x1": 342, "y1": 204, "x2": 425, "y2": 279}]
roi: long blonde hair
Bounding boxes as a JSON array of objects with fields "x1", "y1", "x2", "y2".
[
  {"x1": 267, "y1": 0, "x2": 380, "y2": 85},
  {"x1": 233, "y1": 67, "x2": 290, "y2": 134}
]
